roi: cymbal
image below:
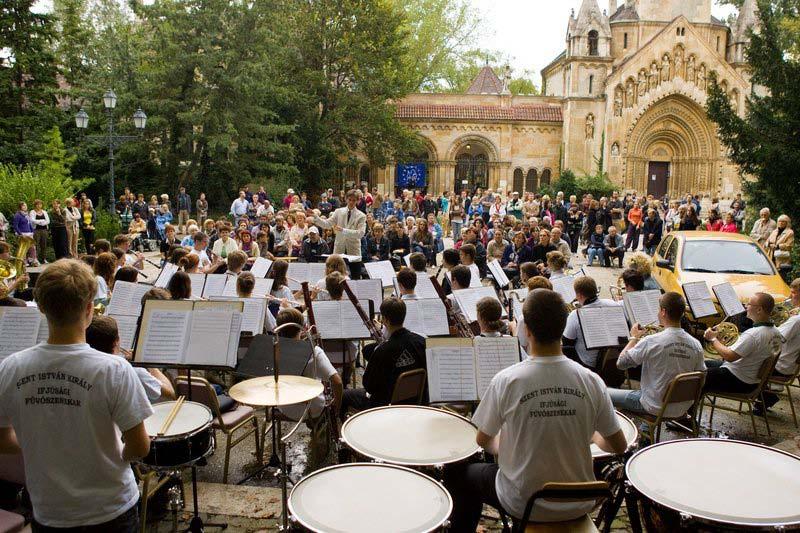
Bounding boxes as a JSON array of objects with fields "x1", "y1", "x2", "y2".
[{"x1": 229, "y1": 375, "x2": 323, "y2": 406}]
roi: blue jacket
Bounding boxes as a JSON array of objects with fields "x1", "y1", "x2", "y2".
[{"x1": 501, "y1": 243, "x2": 533, "y2": 267}]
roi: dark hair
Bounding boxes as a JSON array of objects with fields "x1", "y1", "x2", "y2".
[
  {"x1": 325, "y1": 272, "x2": 345, "y2": 300},
  {"x1": 193, "y1": 231, "x2": 208, "y2": 244},
  {"x1": 237, "y1": 272, "x2": 255, "y2": 297},
  {"x1": 86, "y1": 315, "x2": 119, "y2": 354},
  {"x1": 114, "y1": 266, "x2": 139, "y2": 284},
  {"x1": 167, "y1": 271, "x2": 192, "y2": 300},
  {"x1": 476, "y1": 297, "x2": 503, "y2": 332},
  {"x1": 621, "y1": 268, "x2": 645, "y2": 292},
  {"x1": 93, "y1": 253, "x2": 117, "y2": 286},
  {"x1": 409, "y1": 252, "x2": 427, "y2": 272},
  {"x1": 111, "y1": 247, "x2": 125, "y2": 261},
  {"x1": 755, "y1": 292, "x2": 775, "y2": 314},
  {"x1": 93, "y1": 239, "x2": 111, "y2": 253},
  {"x1": 269, "y1": 260, "x2": 289, "y2": 290},
  {"x1": 460, "y1": 243, "x2": 476, "y2": 261},
  {"x1": 396, "y1": 268, "x2": 417, "y2": 292},
  {"x1": 523, "y1": 289, "x2": 568, "y2": 343},
  {"x1": 380, "y1": 297, "x2": 406, "y2": 327},
  {"x1": 573, "y1": 276, "x2": 598, "y2": 300},
  {"x1": 660, "y1": 292, "x2": 686, "y2": 322},
  {"x1": 451, "y1": 265, "x2": 472, "y2": 289},
  {"x1": 113, "y1": 234, "x2": 129, "y2": 247},
  {"x1": 276, "y1": 308, "x2": 304, "y2": 338},
  {"x1": 141, "y1": 287, "x2": 171, "y2": 308},
  {"x1": 520, "y1": 262, "x2": 538, "y2": 281},
  {"x1": 169, "y1": 247, "x2": 189, "y2": 265},
  {"x1": 442, "y1": 248, "x2": 460, "y2": 267}
]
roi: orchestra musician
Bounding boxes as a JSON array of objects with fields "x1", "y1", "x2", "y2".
[
  {"x1": 408, "y1": 252, "x2": 427, "y2": 274},
  {"x1": 760, "y1": 279, "x2": 800, "y2": 412},
  {"x1": 439, "y1": 248, "x2": 460, "y2": 295},
  {"x1": 113, "y1": 234, "x2": 144, "y2": 270},
  {"x1": 225, "y1": 250, "x2": 248, "y2": 276},
  {"x1": 513, "y1": 276, "x2": 553, "y2": 350},
  {"x1": 607, "y1": 293, "x2": 705, "y2": 423},
  {"x1": 444, "y1": 288, "x2": 627, "y2": 531},
  {"x1": 562, "y1": 276, "x2": 620, "y2": 369},
  {"x1": 339, "y1": 297, "x2": 426, "y2": 420},
  {"x1": 449, "y1": 265, "x2": 472, "y2": 292},
  {"x1": 0, "y1": 241, "x2": 29, "y2": 298},
  {"x1": 0, "y1": 259, "x2": 153, "y2": 531},
  {"x1": 476, "y1": 297, "x2": 507, "y2": 337},
  {"x1": 396, "y1": 268, "x2": 419, "y2": 300},
  {"x1": 236, "y1": 272, "x2": 256, "y2": 298}
]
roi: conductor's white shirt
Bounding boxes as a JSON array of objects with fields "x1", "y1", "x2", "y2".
[{"x1": 313, "y1": 207, "x2": 366, "y2": 258}]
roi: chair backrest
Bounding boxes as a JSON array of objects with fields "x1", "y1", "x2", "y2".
[
  {"x1": 661, "y1": 371, "x2": 705, "y2": 406},
  {"x1": 515, "y1": 481, "x2": 610, "y2": 533},
  {"x1": 390, "y1": 368, "x2": 426, "y2": 405},
  {"x1": 755, "y1": 355, "x2": 779, "y2": 392},
  {"x1": 175, "y1": 376, "x2": 223, "y2": 421}
]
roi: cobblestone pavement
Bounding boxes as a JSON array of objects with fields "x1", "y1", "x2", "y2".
[{"x1": 136, "y1": 249, "x2": 800, "y2": 532}]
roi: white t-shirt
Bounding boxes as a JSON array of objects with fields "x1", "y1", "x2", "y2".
[
  {"x1": 189, "y1": 247, "x2": 211, "y2": 268},
  {"x1": 95, "y1": 275, "x2": 108, "y2": 300},
  {"x1": 617, "y1": 327, "x2": 706, "y2": 416},
  {"x1": 472, "y1": 355, "x2": 620, "y2": 521},
  {"x1": 725, "y1": 324, "x2": 783, "y2": 384},
  {"x1": 563, "y1": 299, "x2": 620, "y2": 367},
  {"x1": 776, "y1": 315, "x2": 800, "y2": 375},
  {"x1": 279, "y1": 346, "x2": 337, "y2": 421},
  {"x1": 134, "y1": 367, "x2": 163, "y2": 402},
  {"x1": 271, "y1": 285, "x2": 295, "y2": 302},
  {"x1": 0, "y1": 343, "x2": 153, "y2": 527}
]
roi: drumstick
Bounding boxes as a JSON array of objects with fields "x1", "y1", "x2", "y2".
[{"x1": 158, "y1": 396, "x2": 185, "y2": 436}]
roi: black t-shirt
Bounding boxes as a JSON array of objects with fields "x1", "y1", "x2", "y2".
[{"x1": 363, "y1": 328, "x2": 426, "y2": 405}]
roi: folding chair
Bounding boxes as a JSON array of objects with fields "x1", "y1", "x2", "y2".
[
  {"x1": 702, "y1": 355, "x2": 777, "y2": 438},
  {"x1": 767, "y1": 351, "x2": 800, "y2": 427},
  {"x1": 628, "y1": 371, "x2": 705, "y2": 443},
  {"x1": 512, "y1": 481, "x2": 611, "y2": 533},
  {"x1": 176, "y1": 377, "x2": 260, "y2": 483},
  {"x1": 390, "y1": 368, "x2": 427, "y2": 405}
]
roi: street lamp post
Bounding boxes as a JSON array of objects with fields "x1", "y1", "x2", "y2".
[{"x1": 75, "y1": 90, "x2": 147, "y2": 214}]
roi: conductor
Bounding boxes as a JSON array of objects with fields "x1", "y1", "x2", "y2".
[{"x1": 310, "y1": 189, "x2": 366, "y2": 279}]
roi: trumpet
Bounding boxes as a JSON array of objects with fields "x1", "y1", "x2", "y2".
[{"x1": 705, "y1": 321, "x2": 740, "y2": 356}]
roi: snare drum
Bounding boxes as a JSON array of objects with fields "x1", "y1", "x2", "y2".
[
  {"x1": 627, "y1": 439, "x2": 800, "y2": 531},
  {"x1": 340, "y1": 405, "x2": 480, "y2": 467},
  {"x1": 289, "y1": 463, "x2": 452, "y2": 532},
  {"x1": 142, "y1": 401, "x2": 214, "y2": 469}
]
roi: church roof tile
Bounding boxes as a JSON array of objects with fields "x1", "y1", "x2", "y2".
[
  {"x1": 395, "y1": 104, "x2": 563, "y2": 123},
  {"x1": 466, "y1": 66, "x2": 505, "y2": 95}
]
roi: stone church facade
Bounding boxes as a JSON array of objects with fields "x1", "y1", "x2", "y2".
[{"x1": 358, "y1": 0, "x2": 757, "y2": 199}]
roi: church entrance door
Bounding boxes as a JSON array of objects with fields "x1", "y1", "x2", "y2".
[{"x1": 647, "y1": 162, "x2": 669, "y2": 198}]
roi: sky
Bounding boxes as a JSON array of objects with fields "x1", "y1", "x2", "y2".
[{"x1": 469, "y1": 0, "x2": 738, "y2": 83}]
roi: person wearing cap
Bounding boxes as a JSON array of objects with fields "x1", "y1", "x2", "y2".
[
  {"x1": 302, "y1": 226, "x2": 329, "y2": 262},
  {"x1": 507, "y1": 191, "x2": 523, "y2": 220},
  {"x1": 283, "y1": 188, "x2": 295, "y2": 210}
]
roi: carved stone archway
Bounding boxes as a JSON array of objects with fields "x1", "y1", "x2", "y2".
[{"x1": 623, "y1": 94, "x2": 720, "y2": 196}]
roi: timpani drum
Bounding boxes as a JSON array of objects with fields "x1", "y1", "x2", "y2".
[
  {"x1": 141, "y1": 401, "x2": 214, "y2": 469},
  {"x1": 340, "y1": 405, "x2": 481, "y2": 467},
  {"x1": 289, "y1": 463, "x2": 453, "y2": 533},
  {"x1": 592, "y1": 411, "x2": 638, "y2": 469},
  {"x1": 627, "y1": 439, "x2": 800, "y2": 531}
]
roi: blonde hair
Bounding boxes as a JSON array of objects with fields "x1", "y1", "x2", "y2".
[
  {"x1": 325, "y1": 254, "x2": 347, "y2": 276},
  {"x1": 34, "y1": 259, "x2": 97, "y2": 327},
  {"x1": 778, "y1": 214, "x2": 792, "y2": 227},
  {"x1": 626, "y1": 252, "x2": 652, "y2": 277},
  {"x1": 526, "y1": 276, "x2": 553, "y2": 291},
  {"x1": 546, "y1": 251, "x2": 568, "y2": 272}
]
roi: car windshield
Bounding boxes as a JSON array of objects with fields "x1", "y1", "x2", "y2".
[{"x1": 681, "y1": 240, "x2": 775, "y2": 275}]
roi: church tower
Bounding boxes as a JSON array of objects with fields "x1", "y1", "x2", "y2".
[
  {"x1": 729, "y1": 0, "x2": 758, "y2": 67},
  {"x1": 565, "y1": 0, "x2": 612, "y2": 97}
]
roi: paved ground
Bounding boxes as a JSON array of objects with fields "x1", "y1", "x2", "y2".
[{"x1": 133, "y1": 248, "x2": 800, "y2": 532}]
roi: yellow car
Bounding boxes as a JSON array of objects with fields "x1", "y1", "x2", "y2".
[{"x1": 651, "y1": 231, "x2": 791, "y2": 324}]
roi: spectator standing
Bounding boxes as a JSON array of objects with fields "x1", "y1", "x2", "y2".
[
  {"x1": 721, "y1": 212, "x2": 738, "y2": 233},
  {"x1": 29, "y1": 200, "x2": 50, "y2": 264},
  {"x1": 642, "y1": 209, "x2": 663, "y2": 255},
  {"x1": 750, "y1": 208, "x2": 777, "y2": 248},
  {"x1": 196, "y1": 192, "x2": 208, "y2": 227},
  {"x1": 64, "y1": 198, "x2": 81, "y2": 257},
  {"x1": 13, "y1": 203, "x2": 37, "y2": 265},
  {"x1": 625, "y1": 200, "x2": 643, "y2": 251},
  {"x1": 230, "y1": 191, "x2": 250, "y2": 224},
  {"x1": 49, "y1": 199, "x2": 69, "y2": 260},
  {"x1": 176, "y1": 187, "x2": 191, "y2": 234},
  {"x1": 79, "y1": 199, "x2": 96, "y2": 255},
  {"x1": 766, "y1": 215, "x2": 794, "y2": 269}
]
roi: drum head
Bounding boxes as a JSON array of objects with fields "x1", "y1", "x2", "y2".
[
  {"x1": 627, "y1": 439, "x2": 800, "y2": 527},
  {"x1": 341, "y1": 406, "x2": 480, "y2": 466},
  {"x1": 592, "y1": 411, "x2": 637, "y2": 459},
  {"x1": 289, "y1": 463, "x2": 452, "y2": 533},
  {"x1": 145, "y1": 401, "x2": 213, "y2": 437}
]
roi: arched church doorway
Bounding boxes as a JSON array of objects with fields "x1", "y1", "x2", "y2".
[{"x1": 453, "y1": 138, "x2": 494, "y2": 195}]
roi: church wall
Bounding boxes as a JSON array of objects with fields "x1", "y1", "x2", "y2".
[
  {"x1": 637, "y1": 0, "x2": 711, "y2": 23},
  {"x1": 561, "y1": 97, "x2": 607, "y2": 176}
]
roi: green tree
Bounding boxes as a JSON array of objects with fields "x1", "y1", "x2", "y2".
[
  {"x1": 706, "y1": 0, "x2": 800, "y2": 227},
  {"x1": 0, "y1": 0, "x2": 60, "y2": 164},
  {"x1": 37, "y1": 126, "x2": 77, "y2": 181},
  {"x1": 509, "y1": 71, "x2": 539, "y2": 96},
  {"x1": 53, "y1": 0, "x2": 91, "y2": 87}
]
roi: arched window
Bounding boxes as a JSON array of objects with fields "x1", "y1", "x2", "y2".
[
  {"x1": 359, "y1": 165, "x2": 371, "y2": 188},
  {"x1": 525, "y1": 169, "x2": 538, "y2": 193},
  {"x1": 588, "y1": 30, "x2": 599, "y2": 56},
  {"x1": 589, "y1": 75, "x2": 594, "y2": 95},
  {"x1": 541, "y1": 168, "x2": 552, "y2": 186},
  {"x1": 513, "y1": 168, "x2": 524, "y2": 193}
]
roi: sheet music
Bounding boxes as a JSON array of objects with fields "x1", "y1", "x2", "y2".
[
  {"x1": 623, "y1": 289, "x2": 662, "y2": 326},
  {"x1": 106, "y1": 281, "x2": 137, "y2": 316},
  {"x1": 578, "y1": 306, "x2": 630, "y2": 349},
  {"x1": 415, "y1": 273, "x2": 439, "y2": 299},
  {"x1": 446, "y1": 264, "x2": 482, "y2": 288},
  {"x1": 347, "y1": 279, "x2": 384, "y2": 310},
  {"x1": 453, "y1": 286, "x2": 506, "y2": 322},
  {"x1": 313, "y1": 300, "x2": 372, "y2": 339},
  {"x1": 287, "y1": 262, "x2": 328, "y2": 291},
  {"x1": 551, "y1": 275, "x2": 577, "y2": 304},
  {"x1": 154, "y1": 262, "x2": 179, "y2": 288},
  {"x1": 222, "y1": 275, "x2": 240, "y2": 297},
  {"x1": 226, "y1": 312, "x2": 243, "y2": 367},
  {"x1": 185, "y1": 311, "x2": 234, "y2": 366},
  {"x1": 683, "y1": 281, "x2": 718, "y2": 319},
  {"x1": 186, "y1": 273, "x2": 206, "y2": 300},
  {"x1": 713, "y1": 282, "x2": 745, "y2": 318},
  {"x1": 364, "y1": 260, "x2": 396, "y2": 288},
  {"x1": 426, "y1": 338, "x2": 477, "y2": 403},
  {"x1": 0, "y1": 307, "x2": 42, "y2": 359},
  {"x1": 202, "y1": 274, "x2": 228, "y2": 298},
  {"x1": 139, "y1": 309, "x2": 191, "y2": 364},
  {"x1": 109, "y1": 314, "x2": 139, "y2": 351},
  {"x1": 402, "y1": 300, "x2": 426, "y2": 337},
  {"x1": 323, "y1": 253, "x2": 362, "y2": 263},
  {"x1": 252, "y1": 277, "x2": 274, "y2": 298},
  {"x1": 403, "y1": 254, "x2": 412, "y2": 267},
  {"x1": 475, "y1": 336, "x2": 520, "y2": 399},
  {"x1": 339, "y1": 299, "x2": 372, "y2": 339},
  {"x1": 250, "y1": 257, "x2": 273, "y2": 278},
  {"x1": 210, "y1": 297, "x2": 266, "y2": 335},
  {"x1": 487, "y1": 260, "x2": 510, "y2": 288}
]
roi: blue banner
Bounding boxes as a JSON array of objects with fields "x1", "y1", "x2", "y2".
[{"x1": 396, "y1": 163, "x2": 427, "y2": 188}]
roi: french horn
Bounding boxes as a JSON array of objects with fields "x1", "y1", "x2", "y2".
[
  {"x1": 705, "y1": 322, "x2": 740, "y2": 356},
  {"x1": 640, "y1": 324, "x2": 664, "y2": 337},
  {"x1": 771, "y1": 301, "x2": 796, "y2": 327}
]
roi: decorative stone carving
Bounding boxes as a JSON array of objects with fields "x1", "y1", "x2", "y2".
[
  {"x1": 674, "y1": 49, "x2": 684, "y2": 78},
  {"x1": 614, "y1": 89, "x2": 623, "y2": 116},
  {"x1": 585, "y1": 113, "x2": 595, "y2": 139},
  {"x1": 697, "y1": 64, "x2": 706, "y2": 90},
  {"x1": 650, "y1": 62, "x2": 659, "y2": 90},
  {"x1": 626, "y1": 81, "x2": 635, "y2": 107},
  {"x1": 661, "y1": 54, "x2": 671, "y2": 82},
  {"x1": 611, "y1": 142, "x2": 620, "y2": 156},
  {"x1": 638, "y1": 70, "x2": 647, "y2": 96},
  {"x1": 687, "y1": 55, "x2": 696, "y2": 83},
  {"x1": 730, "y1": 91, "x2": 739, "y2": 114}
]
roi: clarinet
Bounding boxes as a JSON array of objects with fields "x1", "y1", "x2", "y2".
[
  {"x1": 342, "y1": 280, "x2": 385, "y2": 343},
  {"x1": 429, "y1": 276, "x2": 476, "y2": 338},
  {"x1": 301, "y1": 282, "x2": 317, "y2": 330}
]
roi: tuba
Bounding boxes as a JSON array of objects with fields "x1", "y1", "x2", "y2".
[
  {"x1": 609, "y1": 275, "x2": 625, "y2": 302},
  {"x1": 705, "y1": 322, "x2": 740, "y2": 356},
  {"x1": 12, "y1": 236, "x2": 34, "y2": 291}
]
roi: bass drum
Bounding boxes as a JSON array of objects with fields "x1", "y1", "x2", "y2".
[
  {"x1": 142, "y1": 401, "x2": 214, "y2": 469},
  {"x1": 627, "y1": 439, "x2": 800, "y2": 531}
]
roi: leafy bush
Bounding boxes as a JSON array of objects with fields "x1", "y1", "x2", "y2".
[
  {"x1": 94, "y1": 209, "x2": 122, "y2": 242},
  {"x1": 552, "y1": 170, "x2": 579, "y2": 198},
  {"x1": 0, "y1": 163, "x2": 92, "y2": 217},
  {"x1": 577, "y1": 173, "x2": 616, "y2": 199}
]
